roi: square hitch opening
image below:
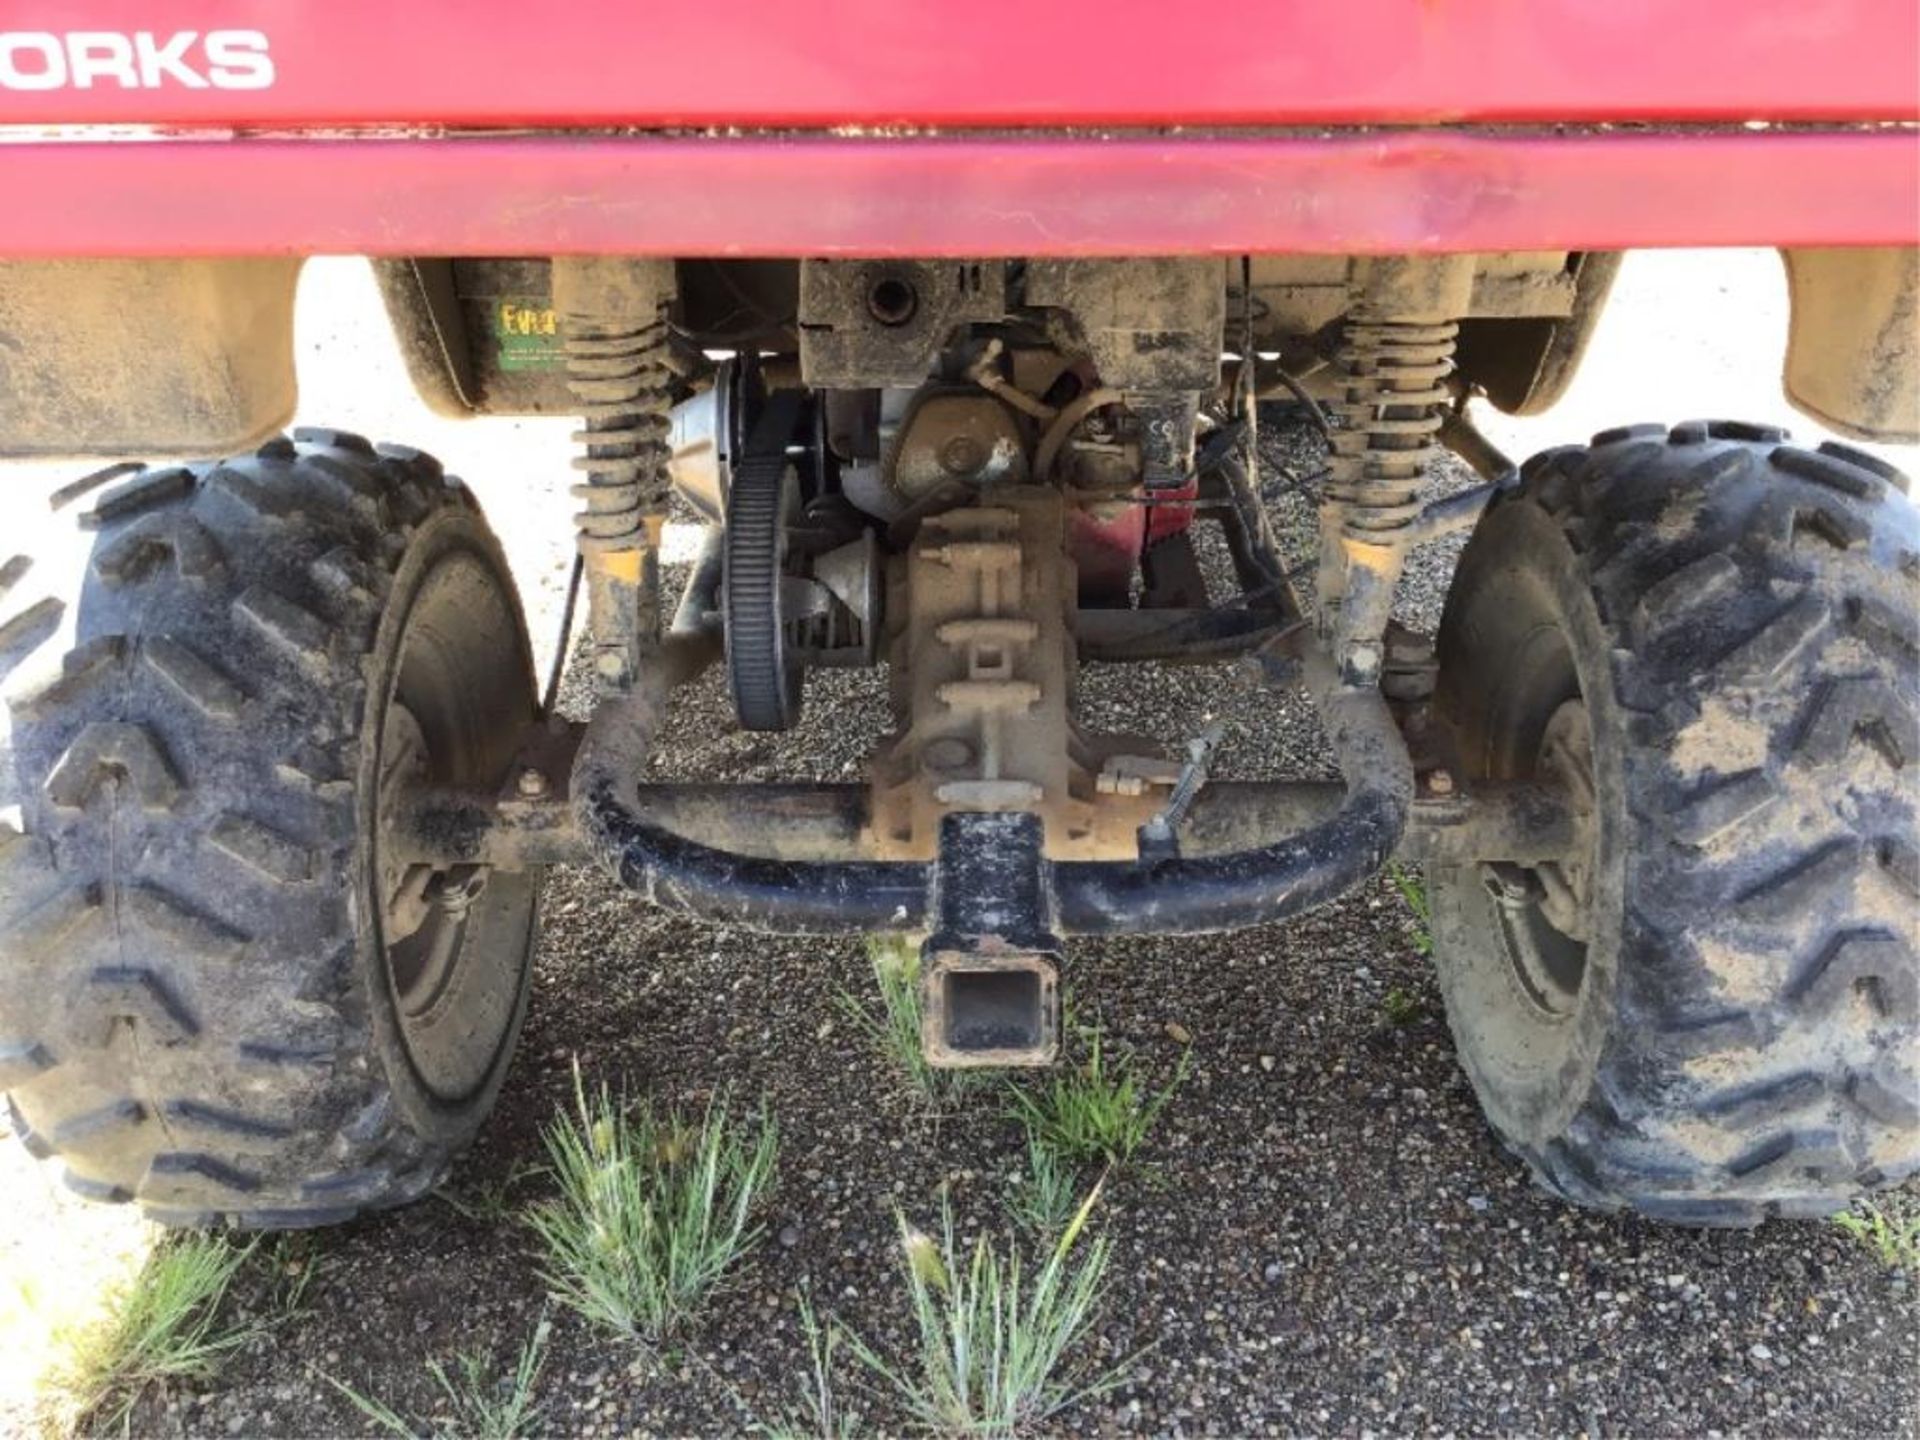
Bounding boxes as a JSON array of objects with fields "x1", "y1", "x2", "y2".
[{"x1": 920, "y1": 949, "x2": 1059, "y2": 1068}]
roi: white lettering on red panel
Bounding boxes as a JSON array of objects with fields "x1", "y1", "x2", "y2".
[{"x1": 0, "y1": 31, "x2": 274, "y2": 90}]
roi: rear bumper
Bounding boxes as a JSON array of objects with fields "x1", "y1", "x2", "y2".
[{"x1": 1, "y1": 127, "x2": 1916, "y2": 257}]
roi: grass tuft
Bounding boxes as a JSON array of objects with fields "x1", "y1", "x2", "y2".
[
  {"x1": 434, "y1": 1158, "x2": 545, "y2": 1224},
  {"x1": 756, "y1": 1292, "x2": 859, "y2": 1440},
  {"x1": 1005, "y1": 1028, "x2": 1187, "y2": 1169},
  {"x1": 527, "y1": 1064, "x2": 778, "y2": 1343},
  {"x1": 1387, "y1": 862, "x2": 1433, "y2": 957},
  {"x1": 322, "y1": 1316, "x2": 550, "y2": 1440},
  {"x1": 1380, "y1": 987, "x2": 1427, "y2": 1027},
  {"x1": 1007, "y1": 1133, "x2": 1084, "y2": 1243},
  {"x1": 842, "y1": 1186, "x2": 1128, "y2": 1437},
  {"x1": 49, "y1": 1235, "x2": 291, "y2": 1433},
  {"x1": 1833, "y1": 1197, "x2": 1920, "y2": 1271},
  {"x1": 840, "y1": 936, "x2": 979, "y2": 1108}
]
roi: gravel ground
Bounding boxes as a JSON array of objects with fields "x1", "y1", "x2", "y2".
[{"x1": 2, "y1": 254, "x2": 1917, "y2": 1437}]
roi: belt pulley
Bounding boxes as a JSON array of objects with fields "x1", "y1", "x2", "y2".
[{"x1": 723, "y1": 387, "x2": 809, "y2": 731}]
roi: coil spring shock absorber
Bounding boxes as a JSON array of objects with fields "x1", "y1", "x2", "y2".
[
  {"x1": 554, "y1": 259, "x2": 677, "y2": 690},
  {"x1": 1319, "y1": 309, "x2": 1459, "y2": 684}
]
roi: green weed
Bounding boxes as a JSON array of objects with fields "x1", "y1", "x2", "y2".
[
  {"x1": 1005, "y1": 1028, "x2": 1187, "y2": 1168},
  {"x1": 840, "y1": 936, "x2": 979, "y2": 1109},
  {"x1": 1387, "y1": 862, "x2": 1433, "y2": 957},
  {"x1": 434, "y1": 1159, "x2": 545, "y2": 1223},
  {"x1": 527, "y1": 1064, "x2": 778, "y2": 1342},
  {"x1": 1833, "y1": 1198, "x2": 1920, "y2": 1271},
  {"x1": 1007, "y1": 1134, "x2": 1085, "y2": 1244},
  {"x1": 842, "y1": 1188, "x2": 1129, "y2": 1437},
  {"x1": 1380, "y1": 987, "x2": 1427, "y2": 1027},
  {"x1": 51, "y1": 1235, "x2": 302, "y2": 1433},
  {"x1": 321, "y1": 1315, "x2": 550, "y2": 1440}
]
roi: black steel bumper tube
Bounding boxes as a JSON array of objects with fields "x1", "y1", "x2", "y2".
[
  {"x1": 573, "y1": 656, "x2": 930, "y2": 933},
  {"x1": 398, "y1": 775, "x2": 1564, "y2": 870},
  {"x1": 1053, "y1": 650, "x2": 1412, "y2": 934},
  {"x1": 573, "y1": 640, "x2": 1412, "y2": 937}
]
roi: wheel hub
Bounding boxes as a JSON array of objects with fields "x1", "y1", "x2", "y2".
[
  {"x1": 1532, "y1": 700, "x2": 1596, "y2": 942},
  {"x1": 364, "y1": 544, "x2": 539, "y2": 1104},
  {"x1": 377, "y1": 700, "x2": 493, "y2": 1020},
  {"x1": 1480, "y1": 697, "x2": 1597, "y2": 1019},
  {"x1": 378, "y1": 703, "x2": 435, "y2": 942}
]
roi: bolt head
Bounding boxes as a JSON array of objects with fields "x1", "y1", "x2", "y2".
[
  {"x1": 516, "y1": 767, "x2": 550, "y2": 798},
  {"x1": 1427, "y1": 768, "x2": 1455, "y2": 796},
  {"x1": 938, "y1": 436, "x2": 986, "y2": 476}
]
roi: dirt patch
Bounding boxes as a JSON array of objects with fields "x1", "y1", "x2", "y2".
[{"x1": 1671, "y1": 694, "x2": 1773, "y2": 778}]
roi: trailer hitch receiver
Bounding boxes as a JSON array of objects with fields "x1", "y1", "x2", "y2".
[
  {"x1": 921, "y1": 811, "x2": 1061, "y2": 1067},
  {"x1": 926, "y1": 960, "x2": 1057, "y2": 1065}
]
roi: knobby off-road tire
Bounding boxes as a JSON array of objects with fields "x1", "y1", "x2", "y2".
[
  {"x1": 0, "y1": 431, "x2": 540, "y2": 1227},
  {"x1": 1431, "y1": 420, "x2": 1918, "y2": 1225}
]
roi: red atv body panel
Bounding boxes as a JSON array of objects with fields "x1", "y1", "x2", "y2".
[
  {"x1": 4, "y1": 0, "x2": 1916, "y2": 129},
  {"x1": 0, "y1": 1, "x2": 1916, "y2": 255}
]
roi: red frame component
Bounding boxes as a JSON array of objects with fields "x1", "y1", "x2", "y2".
[
  {"x1": 2, "y1": 0, "x2": 1915, "y2": 128},
  {"x1": 0, "y1": 2, "x2": 1914, "y2": 257},
  {"x1": 1, "y1": 131, "x2": 1914, "y2": 257}
]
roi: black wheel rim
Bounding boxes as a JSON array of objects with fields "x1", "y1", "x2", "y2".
[
  {"x1": 1476, "y1": 627, "x2": 1598, "y2": 1023},
  {"x1": 372, "y1": 547, "x2": 537, "y2": 1103}
]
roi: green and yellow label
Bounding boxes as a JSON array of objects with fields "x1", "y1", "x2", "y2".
[{"x1": 495, "y1": 300, "x2": 563, "y2": 372}]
